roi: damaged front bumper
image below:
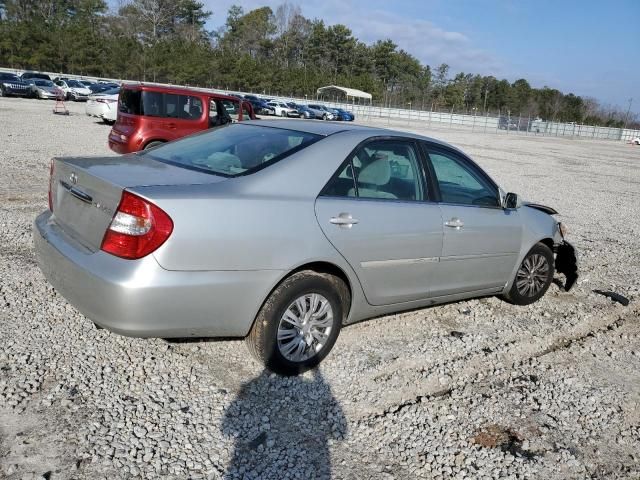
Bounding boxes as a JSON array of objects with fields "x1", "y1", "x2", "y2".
[{"x1": 555, "y1": 241, "x2": 578, "y2": 291}]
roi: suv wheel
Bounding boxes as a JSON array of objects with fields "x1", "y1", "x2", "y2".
[
  {"x1": 246, "y1": 270, "x2": 349, "y2": 375},
  {"x1": 503, "y1": 243, "x2": 554, "y2": 305}
]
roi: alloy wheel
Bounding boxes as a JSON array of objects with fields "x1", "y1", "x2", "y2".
[
  {"x1": 277, "y1": 293, "x2": 334, "y2": 362},
  {"x1": 516, "y1": 253, "x2": 549, "y2": 297}
]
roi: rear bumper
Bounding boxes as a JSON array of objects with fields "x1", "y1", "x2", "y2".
[
  {"x1": 34, "y1": 211, "x2": 283, "y2": 338},
  {"x1": 108, "y1": 131, "x2": 136, "y2": 154}
]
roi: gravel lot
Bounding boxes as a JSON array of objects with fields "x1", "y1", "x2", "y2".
[{"x1": 1, "y1": 97, "x2": 639, "y2": 480}]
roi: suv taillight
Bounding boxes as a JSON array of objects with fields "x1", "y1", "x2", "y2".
[
  {"x1": 48, "y1": 159, "x2": 55, "y2": 211},
  {"x1": 101, "y1": 191, "x2": 173, "y2": 260}
]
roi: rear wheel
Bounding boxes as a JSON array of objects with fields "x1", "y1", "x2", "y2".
[
  {"x1": 504, "y1": 242, "x2": 554, "y2": 305},
  {"x1": 0, "y1": 86, "x2": 5, "y2": 97},
  {"x1": 246, "y1": 270, "x2": 349, "y2": 375},
  {"x1": 144, "y1": 141, "x2": 164, "y2": 150},
  {"x1": 322, "y1": 113, "x2": 328, "y2": 120}
]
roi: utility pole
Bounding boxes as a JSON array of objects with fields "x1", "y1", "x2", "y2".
[
  {"x1": 623, "y1": 98, "x2": 633, "y2": 129},
  {"x1": 483, "y1": 86, "x2": 489, "y2": 114}
]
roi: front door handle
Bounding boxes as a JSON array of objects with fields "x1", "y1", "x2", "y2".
[
  {"x1": 330, "y1": 213, "x2": 359, "y2": 228},
  {"x1": 444, "y1": 217, "x2": 464, "y2": 229}
]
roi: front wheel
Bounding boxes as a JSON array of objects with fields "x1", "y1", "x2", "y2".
[
  {"x1": 503, "y1": 243, "x2": 554, "y2": 305},
  {"x1": 280, "y1": 110, "x2": 286, "y2": 117},
  {"x1": 246, "y1": 271, "x2": 349, "y2": 375}
]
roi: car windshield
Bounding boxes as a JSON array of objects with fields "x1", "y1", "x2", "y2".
[
  {"x1": 67, "y1": 80, "x2": 83, "y2": 87},
  {"x1": 35, "y1": 80, "x2": 53, "y2": 87},
  {"x1": 143, "y1": 124, "x2": 322, "y2": 177},
  {"x1": 1, "y1": 73, "x2": 20, "y2": 81},
  {"x1": 103, "y1": 87, "x2": 120, "y2": 95}
]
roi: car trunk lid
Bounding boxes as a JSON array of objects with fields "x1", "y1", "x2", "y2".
[{"x1": 50, "y1": 155, "x2": 225, "y2": 252}]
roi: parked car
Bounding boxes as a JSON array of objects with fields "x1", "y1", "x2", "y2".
[
  {"x1": 290, "y1": 103, "x2": 315, "y2": 119},
  {"x1": 79, "y1": 80, "x2": 96, "y2": 88},
  {"x1": 0, "y1": 73, "x2": 31, "y2": 97},
  {"x1": 306, "y1": 104, "x2": 335, "y2": 120},
  {"x1": 85, "y1": 87, "x2": 120, "y2": 124},
  {"x1": 21, "y1": 71, "x2": 52, "y2": 82},
  {"x1": 24, "y1": 78, "x2": 62, "y2": 99},
  {"x1": 34, "y1": 120, "x2": 578, "y2": 374},
  {"x1": 333, "y1": 108, "x2": 355, "y2": 121},
  {"x1": 54, "y1": 79, "x2": 92, "y2": 101},
  {"x1": 267, "y1": 100, "x2": 300, "y2": 117},
  {"x1": 108, "y1": 84, "x2": 256, "y2": 153},
  {"x1": 498, "y1": 116, "x2": 529, "y2": 131}
]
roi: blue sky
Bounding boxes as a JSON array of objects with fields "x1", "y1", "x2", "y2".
[{"x1": 114, "y1": 1, "x2": 640, "y2": 112}]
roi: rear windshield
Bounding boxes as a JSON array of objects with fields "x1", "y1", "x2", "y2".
[
  {"x1": 118, "y1": 89, "x2": 203, "y2": 120},
  {"x1": 143, "y1": 124, "x2": 321, "y2": 177},
  {"x1": 0, "y1": 73, "x2": 20, "y2": 81}
]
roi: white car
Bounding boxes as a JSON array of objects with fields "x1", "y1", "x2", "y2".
[
  {"x1": 267, "y1": 101, "x2": 300, "y2": 118},
  {"x1": 631, "y1": 137, "x2": 640, "y2": 145},
  {"x1": 85, "y1": 88, "x2": 120, "y2": 124},
  {"x1": 54, "y1": 79, "x2": 92, "y2": 101}
]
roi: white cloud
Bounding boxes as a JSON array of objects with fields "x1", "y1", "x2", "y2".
[{"x1": 205, "y1": 0, "x2": 504, "y2": 75}]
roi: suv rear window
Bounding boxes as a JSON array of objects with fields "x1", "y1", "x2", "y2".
[
  {"x1": 143, "y1": 124, "x2": 321, "y2": 177},
  {"x1": 118, "y1": 89, "x2": 203, "y2": 120}
]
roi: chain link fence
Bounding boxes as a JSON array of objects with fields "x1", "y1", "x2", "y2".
[{"x1": 2, "y1": 66, "x2": 638, "y2": 142}]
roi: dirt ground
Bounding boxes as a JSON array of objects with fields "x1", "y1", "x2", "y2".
[{"x1": 1, "y1": 97, "x2": 639, "y2": 479}]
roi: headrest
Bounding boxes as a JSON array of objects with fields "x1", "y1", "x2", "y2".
[{"x1": 358, "y1": 158, "x2": 390, "y2": 186}]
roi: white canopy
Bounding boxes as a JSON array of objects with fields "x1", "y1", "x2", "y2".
[{"x1": 316, "y1": 85, "x2": 372, "y2": 102}]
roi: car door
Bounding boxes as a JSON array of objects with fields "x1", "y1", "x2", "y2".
[
  {"x1": 422, "y1": 143, "x2": 523, "y2": 296},
  {"x1": 315, "y1": 138, "x2": 443, "y2": 306}
]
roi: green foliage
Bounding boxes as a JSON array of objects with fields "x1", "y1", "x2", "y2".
[{"x1": 0, "y1": 1, "x2": 633, "y2": 126}]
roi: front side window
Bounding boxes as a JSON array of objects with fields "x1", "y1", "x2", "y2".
[
  {"x1": 143, "y1": 124, "x2": 321, "y2": 177},
  {"x1": 322, "y1": 140, "x2": 425, "y2": 201},
  {"x1": 426, "y1": 147, "x2": 499, "y2": 207}
]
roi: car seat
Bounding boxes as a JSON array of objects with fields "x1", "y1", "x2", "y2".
[{"x1": 348, "y1": 158, "x2": 397, "y2": 199}]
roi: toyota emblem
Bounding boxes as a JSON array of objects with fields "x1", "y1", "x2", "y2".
[{"x1": 70, "y1": 172, "x2": 78, "y2": 184}]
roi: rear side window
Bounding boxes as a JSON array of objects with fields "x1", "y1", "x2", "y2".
[
  {"x1": 119, "y1": 90, "x2": 203, "y2": 119},
  {"x1": 143, "y1": 124, "x2": 321, "y2": 177},
  {"x1": 321, "y1": 140, "x2": 425, "y2": 201}
]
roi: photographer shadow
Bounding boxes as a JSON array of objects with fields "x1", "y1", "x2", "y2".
[{"x1": 222, "y1": 368, "x2": 346, "y2": 480}]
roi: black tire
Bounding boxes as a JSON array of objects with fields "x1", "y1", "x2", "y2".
[
  {"x1": 503, "y1": 242, "x2": 554, "y2": 305},
  {"x1": 102, "y1": 118, "x2": 115, "y2": 125},
  {"x1": 0, "y1": 87, "x2": 5, "y2": 97},
  {"x1": 322, "y1": 113, "x2": 328, "y2": 120},
  {"x1": 144, "y1": 140, "x2": 164, "y2": 150},
  {"x1": 280, "y1": 110, "x2": 286, "y2": 117},
  {"x1": 246, "y1": 270, "x2": 350, "y2": 375}
]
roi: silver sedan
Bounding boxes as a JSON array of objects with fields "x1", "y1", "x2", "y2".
[{"x1": 34, "y1": 121, "x2": 578, "y2": 374}]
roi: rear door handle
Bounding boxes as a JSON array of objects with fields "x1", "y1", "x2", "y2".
[
  {"x1": 444, "y1": 217, "x2": 464, "y2": 229},
  {"x1": 164, "y1": 122, "x2": 177, "y2": 129},
  {"x1": 330, "y1": 213, "x2": 359, "y2": 228}
]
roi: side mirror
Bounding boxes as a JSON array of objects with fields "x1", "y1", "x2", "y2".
[{"x1": 503, "y1": 192, "x2": 518, "y2": 209}]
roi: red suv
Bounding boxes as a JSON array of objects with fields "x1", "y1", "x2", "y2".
[{"x1": 108, "y1": 84, "x2": 256, "y2": 154}]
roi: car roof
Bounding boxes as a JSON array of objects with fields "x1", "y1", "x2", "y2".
[
  {"x1": 241, "y1": 119, "x2": 454, "y2": 148},
  {"x1": 121, "y1": 83, "x2": 240, "y2": 102}
]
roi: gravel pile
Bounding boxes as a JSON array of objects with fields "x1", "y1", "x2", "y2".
[{"x1": 1, "y1": 98, "x2": 639, "y2": 479}]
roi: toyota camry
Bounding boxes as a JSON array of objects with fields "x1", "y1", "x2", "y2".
[{"x1": 34, "y1": 121, "x2": 578, "y2": 374}]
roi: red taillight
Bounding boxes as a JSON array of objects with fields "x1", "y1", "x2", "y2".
[
  {"x1": 100, "y1": 191, "x2": 173, "y2": 260},
  {"x1": 48, "y1": 159, "x2": 55, "y2": 211}
]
